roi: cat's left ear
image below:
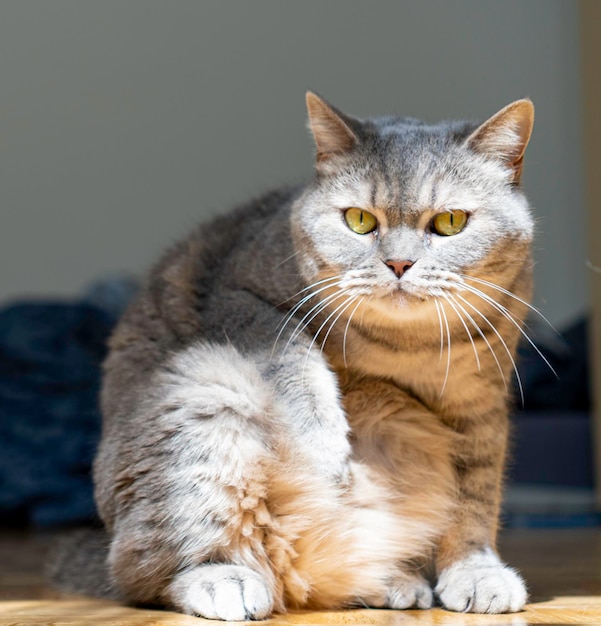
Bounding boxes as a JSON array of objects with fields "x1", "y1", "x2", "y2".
[{"x1": 465, "y1": 99, "x2": 534, "y2": 184}]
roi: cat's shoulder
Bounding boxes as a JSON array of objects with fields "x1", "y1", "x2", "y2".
[{"x1": 147, "y1": 184, "x2": 300, "y2": 277}]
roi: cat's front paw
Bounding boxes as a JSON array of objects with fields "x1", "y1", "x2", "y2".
[
  {"x1": 387, "y1": 573, "x2": 433, "y2": 609},
  {"x1": 436, "y1": 550, "x2": 527, "y2": 613},
  {"x1": 168, "y1": 563, "x2": 273, "y2": 620},
  {"x1": 364, "y1": 572, "x2": 433, "y2": 610}
]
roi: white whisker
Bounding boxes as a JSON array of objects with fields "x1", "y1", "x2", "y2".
[
  {"x1": 587, "y1": 260, "x2": 601, "y2": 274},
  {"x1": 320, "y1": 295, "x2": 360, "y2": 355},
  {"x1": 439, "y1": 299, "x2": 451, "y2": 398},
  {"x1": 286, "y1": 289, "x2": 347, "y2": 352},
  {"x1": 359, "y1": 294, "x2": 373, "y2": 326},
  {"x1": 455, "y1": 293, "x2": 524, "y2": 406},
  {"x1": 343, "y1": 296, "x2": 366, "y2": 367},
  {"x1": 272, "y1": 279, "x2": 344, "y2": 355},
  {"x1": 442, "y1": 293, "x2": 480, "y2": 371},
  {"x1": 276, "y1": 276, "x2": 341, "y2": 320},
  {"x1": 449, "y1": 294, "x2": 505, "y2": 388},
  {"x1": 285, "y1": 281, "x2": 343, "y2": 325},
  {"x1": 302, "y1": 291, "x2": 354, "y2": 373},
  {"x1": 460, "y1": 283, "x2": 558, "y2": 379},
  {"x1": 460, "y1": 273, "x2": 558, "y2": 335},
  {"x1": 434, "y1": 300, "x2": 444, "y2": 365},
  {"x1": 274, "y1": 250, "x2": 302, "y2": 269}
]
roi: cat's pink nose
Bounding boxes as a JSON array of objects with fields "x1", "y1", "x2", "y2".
[{"x1": 385, "y1": 259, "x2": 414, "y2": 278}]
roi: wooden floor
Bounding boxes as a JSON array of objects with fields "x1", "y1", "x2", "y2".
[{"x1": 2, "y1": 528, "x2": 601, "y2": 625}]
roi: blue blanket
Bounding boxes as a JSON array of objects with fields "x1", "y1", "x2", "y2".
[
  {"x1": 0, "y1": 279, "x2": 135, "y2": 527},
  {"x1": 0, "y1": 277, "x2": 590, "y2": 527}
]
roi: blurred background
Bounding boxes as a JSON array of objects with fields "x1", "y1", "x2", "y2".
[{"x1": 0, "y1": 1, "x2": 596, "y2": 528}]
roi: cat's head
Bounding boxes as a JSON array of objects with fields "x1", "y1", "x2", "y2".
[{"x1": 291, "y1": 93, "x2": 534, "y2": 322}]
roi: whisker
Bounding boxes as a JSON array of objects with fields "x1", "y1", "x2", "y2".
[
  {"x1": 320, "y1": 295, "x2": 360, "y2": 355},
  {"x1": 460, "y1": 274, "x2": 559, "y2": 335},
  {"x1": 439, "y1": 299, "x2": 451, "y2": 398},
  {"x1": 459, "y1": 281, "x2": 530, "y2": 332},
  {"x1": 274, "y1": 250, "x2": 302, "y2": 269},
  {"x1": 302, "y1": 291, "x2": 354, "y2": 373},
  {"x1": 272, "y1": 279, "x2": 344, "y2": 354},
  {"x1": 587, "y1": 260, "x2": 601, "y2": 274},
  {"x1": 455, "y1": 293, "x2": 524, "y2": 406},
  {"x1": 359, "y1": 294, "x2": 373, "y2": 326},
  {"x1": 276, "y1": 289, "x2": 339, "y2": 342},
  {"x1": 276, "y1": 275, "x2": 341, "y2": 311},
  {"x1": 449, "y1": 294, "x2": 505, "y2": 387},
  {"x1": 286, "y1": 289, "x2": 347, "y2": 352},
  {"x1": 278, "y1": 291, "x2": 344, "y2": 359},
  {"x1": 460, "y1": 283, "x2": 558, "y2": 379},
  {"x1": 434, "y1": 300, "x2": 444, "y2": 365},
  {"x1": 343, "y1": 296, "x2": 365, "y2": 367},
  {"x1": 284, "y1": 281, "x2": 343, "y2": 327},
  {"x1": 442, "y1": 293, "x2": 480, "y2": 371}
]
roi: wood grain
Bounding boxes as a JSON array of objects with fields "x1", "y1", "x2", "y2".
[{"x1": 0, "y1": 529, "x2": 600, "y2": 625}]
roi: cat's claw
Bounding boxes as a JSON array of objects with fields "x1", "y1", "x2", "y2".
[
  {"x1": 168, "y1": 564, "x2": 273, "y2": 621},
  {"x1": 436, "y1": 550, "x2": 527, "y2": 613}
]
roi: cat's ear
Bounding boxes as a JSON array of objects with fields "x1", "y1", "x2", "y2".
[
  {"x1": 465, "y1": 99, "x2": 534, "y2": 184},
  {"x1": 306, "y1": 92, "x2": 358, "y2": 163}
]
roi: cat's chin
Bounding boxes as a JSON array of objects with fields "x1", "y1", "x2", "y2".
[
  {"x1": 368, "y1": 290, "x2": 433, "y2": 324},
  {"x1": 386, "y1": 292, "x2": 414, "y2": 308},
  {"x1": 385, "y1": 286, "x2": 429, "y2": 309}
]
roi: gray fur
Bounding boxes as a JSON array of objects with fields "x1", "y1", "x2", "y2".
[{"x1": 50, "y1": 94, "x2": 536, "y2": 618}]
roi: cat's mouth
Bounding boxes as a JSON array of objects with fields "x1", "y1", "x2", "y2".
[
  {"x1": 382, "y1": 281, "x2": 430, "y2": 307},
  {"x1": 383, "y1": 270, "x2": 460, "y2": 306},
  {"x1": 364, "y1": 284, "x2": 437, "y2": 325}
]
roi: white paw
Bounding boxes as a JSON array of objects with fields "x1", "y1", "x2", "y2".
[
  {"x1": 168, "y1": 564, "x2": 273, "y2": 620},
  {"x1": 436, "y1": 550, "x2": 527, "y2": 613},
  {"x1": 387, "y1": 573, "x2": 433, "y2": 609}
]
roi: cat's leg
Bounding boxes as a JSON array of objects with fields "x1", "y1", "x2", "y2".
[
  {"x1": 434, "y1": 415, "x2": 527, "y2": 613},
  {"x1": 101, "y1": 294, "x2": 354, "y2": 615},
  {"x1": 103, "y1": 343, "x2": 286, "y2": 619},
  {"x1": 261, "y1": 342, "x2": 352, "y2": 484}
]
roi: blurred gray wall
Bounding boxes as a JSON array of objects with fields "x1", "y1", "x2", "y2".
[{"x1": 0, "y1": 0, "x2": 585, "y2": 327}]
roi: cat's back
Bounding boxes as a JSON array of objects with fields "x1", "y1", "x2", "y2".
[
  {"x1": 101, "y1": 186, "x2": 299, "y2": 415},
  {"x1": 96, "y1": 185, "x2": 300, "y2": 525}
]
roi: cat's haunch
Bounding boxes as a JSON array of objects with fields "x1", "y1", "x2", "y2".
[{"x1": 51, "y1": 93, "x2": 537, "y2": 618}]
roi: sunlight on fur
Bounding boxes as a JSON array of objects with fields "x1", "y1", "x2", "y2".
[{"x1": 49, "y1": 92, "x2": 553, "y2": 620}]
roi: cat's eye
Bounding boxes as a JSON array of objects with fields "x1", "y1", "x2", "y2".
[
  {"x1": 432, "y1": 210, "x2": 468, "y2": 236},
  {"x1": 344, "y1": 208, "x2": 378, "y2": 235}
]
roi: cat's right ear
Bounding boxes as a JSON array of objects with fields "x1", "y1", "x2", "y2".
[
  {"x1": 306, "y1": 92, "x2": 358, "y2": 164},
  {"x1": 465, "y1": 99, "x2": 535, "y2": 185}
]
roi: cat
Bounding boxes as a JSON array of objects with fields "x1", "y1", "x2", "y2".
[{"x1": 51, "y1": 92, "x2": 537, "y2": 619}]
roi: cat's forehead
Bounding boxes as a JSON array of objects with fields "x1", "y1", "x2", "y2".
[
  {"x1": 365, "y1": 116, "x2": 476, "y2": 152},
  {"x1": 323, "y1": 118, "x2": 486, "y2": 221}
]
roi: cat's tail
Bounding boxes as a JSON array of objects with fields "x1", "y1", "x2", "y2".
[{"x1": 46, "y1": 527, "x2": 122, "y2": 600}]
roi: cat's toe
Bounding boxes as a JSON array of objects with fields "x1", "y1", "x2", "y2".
[
  {"x1": 388, "y1": 574, "x2": 433, "y2": 609},
  {"x1": 436, "y1": 550, "x2": 527, "y2": 613},
  {"x1": 168, "y1": 563, "x2": 273, "y2": 620},
  {"x1": 365, "y1": 573, "x2": 433, "y2": 610}
]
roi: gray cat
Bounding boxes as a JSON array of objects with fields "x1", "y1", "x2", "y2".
[{"x1": 52, "y1": 93, "x2": 537, "y2": 619}]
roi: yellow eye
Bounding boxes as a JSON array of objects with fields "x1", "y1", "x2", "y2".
[
  {"x1": 432, "y1": 210, "x2": 468, "y2": 236},
  {"x1": 344, "y1": 208, "x2": 378, "y2": 235}
]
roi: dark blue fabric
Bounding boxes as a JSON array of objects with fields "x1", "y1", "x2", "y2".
[
  {"x1": 517, "y1": 317, "x2": 590, "y2": 411},
  {"x1": 0, "y1": 279, "x2": 591, "y2": 527},
  {"x1": 0, "y1": 283, "x2": 133, "y2": 527}
]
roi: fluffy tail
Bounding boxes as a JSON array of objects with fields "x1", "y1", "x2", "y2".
[{"x1": 46, "y1": 527, "x2": 121, "y2": 600}]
